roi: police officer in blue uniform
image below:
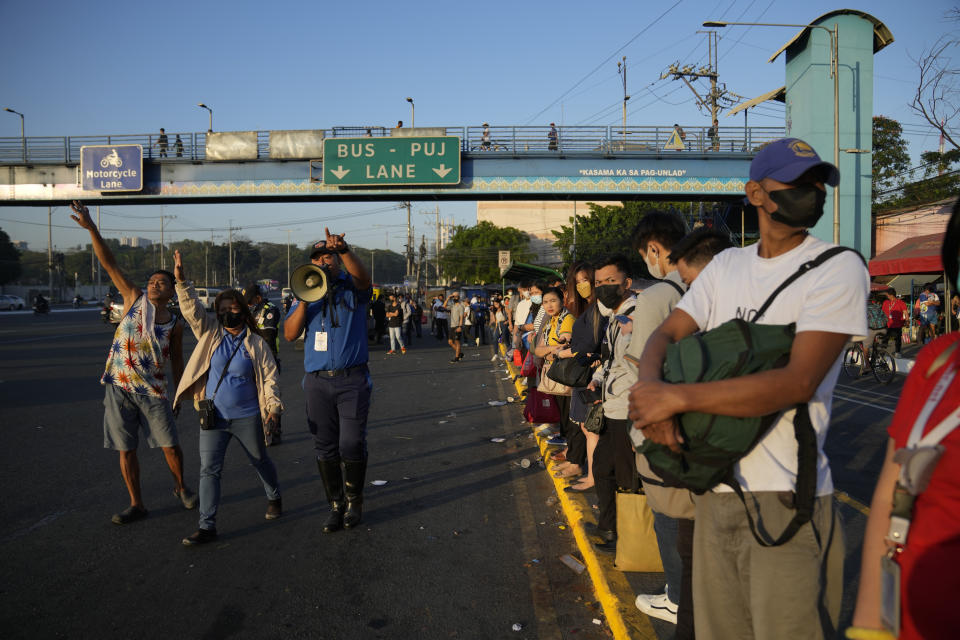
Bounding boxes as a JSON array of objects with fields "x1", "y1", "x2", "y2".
[{"x1": 284, "y1": 228, "x2": 373, "y2": 533}]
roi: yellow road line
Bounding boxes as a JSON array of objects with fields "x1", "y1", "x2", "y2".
[
  {"x1": 534, "y1": 431, "x2": 658, "y2": 640},
  {"x1": 497, "y1": 343, "x2": 655, "y2": 638}
]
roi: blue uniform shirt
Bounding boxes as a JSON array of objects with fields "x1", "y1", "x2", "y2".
[
  {"x1": 292, "y1": 270, "x2": 372, "y2": 372},
  {"x1": 205, "y1": 329, "x2": 260, "y2": 420}
]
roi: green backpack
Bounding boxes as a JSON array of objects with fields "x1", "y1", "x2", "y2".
[{"x1": 638, "y1": 246, "x2": 864, "y2": 546}]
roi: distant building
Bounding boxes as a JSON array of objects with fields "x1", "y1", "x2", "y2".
[
  {"x1": 476, "y1": 200, "x2": 620, "y2": 267},
  {"x1": 120, "y1": 236, "x2": 152, "y2": 248},
  {"x1": 873, "y1": 198, "x2": 954, "y2": 255},
  {"x1": 13, "y1": 241, "x2": 28, "y2": 251}
]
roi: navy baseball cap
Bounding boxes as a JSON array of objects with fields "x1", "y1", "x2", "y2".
[
  {"x1": 310, "y1": 239, "x2": 333, "y2": 258},
  {"x1": 749, "y1": 138, "x2": 840, "y2": 187}
]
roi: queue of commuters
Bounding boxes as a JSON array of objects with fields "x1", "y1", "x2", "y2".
[{"x1": 68, "y1": 136, "x2": 959, "y2": 638}]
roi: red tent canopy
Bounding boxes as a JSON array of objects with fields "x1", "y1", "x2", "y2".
[{"x1": 868, "y1": 232, "x2": 945, "y2": 276}]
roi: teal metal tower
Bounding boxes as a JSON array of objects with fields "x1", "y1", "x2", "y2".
[{"x1": 776, "y1": 10, "x2": 893, "y2": 256}]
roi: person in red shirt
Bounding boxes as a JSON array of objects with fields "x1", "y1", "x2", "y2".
[
  {"x1": 850, "y1": 199, "x2": 960, "y2": 640},
  {"x1": 881, "y1": 288, "x2": 908, "y2": 357}
]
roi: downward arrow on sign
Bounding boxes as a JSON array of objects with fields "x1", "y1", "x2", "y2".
[
  {"x1": 432, "y1": 164, "x2": 452, "y2": 178},
  {"x1": 331, "y1": 166, "x2": 350, "y2": 180}
]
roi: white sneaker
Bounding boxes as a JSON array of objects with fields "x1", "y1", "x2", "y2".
[{"x1": 635, "y1": 591, "x2": 678, "y2": 624}]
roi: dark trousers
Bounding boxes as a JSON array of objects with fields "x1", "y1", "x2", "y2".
[
  {"x1": 677, "y1": 517, "x2": 696, "y2": 640},
  {"x1": 561, "y1": 396, "x2": 586, "y2": 468},
  {"x1": 435, "y1": 318, "x2": 448, "y2": 340},
  {"x1": 593, "y1": 417, "x2": 635, "y2": 532},
  {"x1": 403, "y1": 320, "x2": 414, "y2": 346},
  {"x1": 883, "y1": 325, "x2": 903, "y2": 353},
  {"x1": 473, "y1": 321, "x2": 486, "y2": 344},
  {"x1": 304, "y1": 366, "x2": 371, "y2": 461}
]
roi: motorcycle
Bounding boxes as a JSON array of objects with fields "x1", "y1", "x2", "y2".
[
  {"x1": 33, "y1": 298, "x2": 50, "y2": 314},
  {"x1": 101, "y1": 299, "x2": 123, "y2": 326}
]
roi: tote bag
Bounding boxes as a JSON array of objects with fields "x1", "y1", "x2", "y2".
[
  {"x1": 614, "y1": 488, "x2": 663, "y2": 572},
  {"x1": 523, "y1": 387, "x2": 561, "y2": 424}
]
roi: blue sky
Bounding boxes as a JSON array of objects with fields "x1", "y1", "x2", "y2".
[{"x1": 0, "y1": 0, "x2": 952, "y2": 253}]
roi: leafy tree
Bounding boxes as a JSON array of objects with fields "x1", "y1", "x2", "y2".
[
  {"x1": 0, "y1": 228, "x2": 22, "y2": 285},
  {"x1": 872, "y1": 116, "x2": 910, "y2": 205},
  {"x1": 440, "y1": 221, "x2": 534, "y2": 284},
  {"x1": 552, "y1": 201, "x2": 695, "y2": 276}
]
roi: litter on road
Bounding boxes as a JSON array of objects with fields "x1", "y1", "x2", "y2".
[
  {"x1": 559, "y1": 554, "x2": 586, "y2": 575},
  {"x1": 370, "y1": 480, "x2": 388, "y2": 486},
  {"x1": 490, "y1": 437, "x2": 506, "y2": 443},
  {"x1": 488, "y1": 400, "x2": 507, "y2": 406}
]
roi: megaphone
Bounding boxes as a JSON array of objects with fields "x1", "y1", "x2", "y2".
[{"x1": 290, "y1": 264, "x2": 329, "y2": 302}]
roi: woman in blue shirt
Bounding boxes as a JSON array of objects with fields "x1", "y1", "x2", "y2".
[{"x1": 173, "y1": 251, "x2": 283, "y2": 545}]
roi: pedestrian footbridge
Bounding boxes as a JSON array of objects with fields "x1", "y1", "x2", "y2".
[{"x1": 0, "y1": 125, "x2": 783, "y2": 206}]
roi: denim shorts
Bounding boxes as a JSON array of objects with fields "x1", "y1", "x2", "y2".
[{"x1": 102, "y1": 384, "x2": 179, "y2": 451}]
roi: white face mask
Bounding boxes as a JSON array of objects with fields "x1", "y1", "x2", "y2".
[{"x1": 645, "y1": 248, "x2": 664, "y2": 280}]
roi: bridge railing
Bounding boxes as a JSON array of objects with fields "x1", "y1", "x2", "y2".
[{"x1": 0, "y1": 125, "x2": 784, "y2": 164}]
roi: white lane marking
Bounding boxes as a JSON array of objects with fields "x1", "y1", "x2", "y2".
[
  {"x1": 833, "y1": 393, "x2": 895, "y2": 413},
  {"x1": 834, "y1": 383, "x2": 902, "y2": 401}
]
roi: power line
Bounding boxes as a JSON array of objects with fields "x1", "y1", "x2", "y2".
[{"x1": 523, "y1": 0, "x2": 684, "y2": 125}]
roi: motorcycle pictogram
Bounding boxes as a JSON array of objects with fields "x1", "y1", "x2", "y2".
[{"x1": 99, "y1": 149, "x2": 123, "y2": 168}]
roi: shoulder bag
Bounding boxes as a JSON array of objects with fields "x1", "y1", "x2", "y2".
[{"x1": 197, "y1": 336, "x2": 244, "y2": 430}]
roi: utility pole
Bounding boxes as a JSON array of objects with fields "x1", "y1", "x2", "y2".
[
  {"x1": 159, "y1": 210, "x2": 176, "y2": 271},
  {"x1": 572, "y1": 201, "x2": 577, "y2": 259},
  {"x1": 228, "y1": 220, "x2": 234, "y2": 288},
  {"x1": 403, "y1": 201, "x2": 413, "y2": 276},
  {"x1": 95, "y1": 206, "x2": 102, "y2": 300},
  {"x1": 661, "y1": 31, "x2": 731, "y2": 143},
  {"x1": 617, "y1": 57, "x2": 630, "y2": 148},
  {"x1": 370, "y1": 250, "x2": 376, "y2": 285},
  {"x1": 435, "y1": 205, "x2": 441, "y2": 285}
]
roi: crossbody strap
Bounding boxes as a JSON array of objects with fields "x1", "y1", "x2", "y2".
[
  {"x1": 210, "y1": 335, "x2": 244, "y2": 401},
  {"x1": 725, "y1": 403, "x2": 818, "y2": 547},
  {"x1": 753, "y1": 246, "x2": 865, "y2": 323}
]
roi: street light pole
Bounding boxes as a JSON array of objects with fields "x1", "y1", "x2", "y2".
[
  {"x1": 703, "y1": 20, "x2": 840, "y2": 243},
  {"x1": 406, "y1": 97, "x2": 414, "y2": 128},
  {"x1": 48, "y1": 206, "x2": 53, "y2": 300},
  {"x1": 280, "y1": 228, "x2": 299, "y2": 288},
  {"x1": 4, "y1": 108, "x2": 25, "y2": 162},
  {"x1": 197, "y1": 103, "x2": 213, "y2": 132}
]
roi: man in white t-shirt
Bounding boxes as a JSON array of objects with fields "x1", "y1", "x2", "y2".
[{"x1": 627, "y1": 138, "x2": 869, "y2": 640}]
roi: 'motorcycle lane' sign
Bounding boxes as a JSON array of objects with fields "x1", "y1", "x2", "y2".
[{"x1": 81, "y1": 145, "x2": 143, "y2": 192}]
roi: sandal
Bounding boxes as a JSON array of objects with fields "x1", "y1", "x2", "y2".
[{"x1": 111, "y1": 505, "x2": 148, "y2": 525}]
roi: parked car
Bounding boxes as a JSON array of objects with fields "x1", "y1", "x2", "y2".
[
  {"x1": 0, "y1": 294, "x2": 26, "y2": 310},
  {"x1": 194, "y1": 288, "x2": 222, "y2": 311}
]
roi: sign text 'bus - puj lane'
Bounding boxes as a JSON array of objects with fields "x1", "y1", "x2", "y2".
[
  {"x1": 80, "y1": 145, "x2": 144, "y2": 192},
  {"x1": 321, "y1": 136, "x2": 460, "y2": 186}
]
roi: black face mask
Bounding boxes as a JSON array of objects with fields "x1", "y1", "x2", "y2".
[
  {"x1": 220, "y1": 311, "x2": 244, "y2": 329},
  {"x1": 595, "y1": 284, "x2": 623, "y2": 310},
  {"x1": 767, "y1": 184, "x2": 826, "y2": 228}
]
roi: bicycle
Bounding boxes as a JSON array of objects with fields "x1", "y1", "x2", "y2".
[{"x1": 842, "y1": 333, "x2": 896, "y2": 384}]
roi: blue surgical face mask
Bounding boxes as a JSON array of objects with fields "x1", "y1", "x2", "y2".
[{"x1": 530, "y1": 294, "x2": 543, "y2": 304}]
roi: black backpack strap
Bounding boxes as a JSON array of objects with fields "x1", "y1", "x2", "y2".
[
  {"x1": 725, "y1": 404, "x2": 817, "y2": 547},
  {"x1": 753, "y1": 246, "x2": 865, "y2": 323}
]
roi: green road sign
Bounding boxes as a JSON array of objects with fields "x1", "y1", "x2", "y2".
[{"x1": 322, "y1": 136, "x2": 461, "y2": 186}]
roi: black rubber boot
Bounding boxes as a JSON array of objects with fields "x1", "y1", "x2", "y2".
[
  {"x1": 316, "y1": 458, "x2": 345, "y2": 533},
  {"x1": 342, "y1": 457, "x2": 367, "y2": 529}
]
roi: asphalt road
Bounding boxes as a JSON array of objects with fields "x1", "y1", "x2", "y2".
[
  {"x1": 0, "y1": 310, "x2": 608, "y2": 640},
  {"x1": 0, "y1": 308, "x2": 907, "y2": 639}
]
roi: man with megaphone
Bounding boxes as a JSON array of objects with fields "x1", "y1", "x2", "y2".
[{"x1": 284, "y1": 228, "x2": 373, "y2": 533}]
